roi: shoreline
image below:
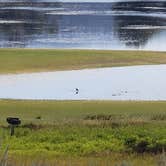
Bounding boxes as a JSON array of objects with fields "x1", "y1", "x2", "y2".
[{"x1": 1, "y1": 49, "x2": 166, "y2": 74}]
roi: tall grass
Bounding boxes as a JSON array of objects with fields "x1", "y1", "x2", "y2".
[
  {"x1": 3, "y1": 152, "x2": 166, "y2": 166},
  {"x1": 0, "y1": 137, "x2": 165, "y2": 165},
  {"x1": 0, "y1": 143, "x2": 8, "y2": 166},
  {"x1": 0, "y1": 100, "x2": 166, "y2": 125},
  {"x1": 158, "y1": 150, "x2": 166, "y2": 166},
  {"x1": 0, "y1": 100, "x2": 165, "y2": 165}
]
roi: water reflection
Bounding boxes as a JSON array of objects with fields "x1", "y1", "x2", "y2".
[
  {"x1": 0, "y1": 0, "x2": 166, "y2": 50},
  {"x1": 0, "y1": 0, "x2": 61, "y2": 47},
  {"x1": 112, "y1": 1, "x2": 166, "y2": 49}
]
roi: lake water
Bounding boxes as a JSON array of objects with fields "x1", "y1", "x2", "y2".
[
  {"x1": 0, "y1": 0, "x2": 166, "y2": 50},
  {"x1": 0, "y1": 65, "x2": 166, "y2": 100}
]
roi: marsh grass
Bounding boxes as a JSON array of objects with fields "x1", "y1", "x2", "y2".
[
  {"x1": 3, "y1": 153, "x2": 161, "y2": 166},
  {"x1": 157, "y1": 150, "x2": 166, "y2": 166},
  {"x1": 151, "y1": 114, "x2": 166, "y2": 121},
  {"x1": 0, "y1": 131, "x2": 165, "y2": 165},
  {"x1": 0, "y1": 144, "x2": 8, "y2": 166},
  {"x1": 0, "y1": 49, "x2": 166, "y2": 74},
  {"x1": 0, "y1": 100, "x2": 165, "y2": 165},
  {"x1": 0, "y1": 123, "x2": 165, "y2": 155},
  {"x1": 4, "y1": 152, "x2": 166, "y2": 166},
  {"x1": 0, "y1": 100, "x2": 166, "y2": 125}
]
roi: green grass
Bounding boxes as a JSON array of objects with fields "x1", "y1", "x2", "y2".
[
  {"x1": 0, "y1": 100, "x2": 166, "y2": 125},
  {"x1": 2, "y1": 124, "x2": 165, "y2": 154},
  {"x1": 0, "y1": 100, "x2": 165, "y2": 161},
  {"x1": 3, "y1": 153, "x2": 162, "y2": 166},
  {"x1": 0, "y1": 49, "x2": 166, "y2": 73}
]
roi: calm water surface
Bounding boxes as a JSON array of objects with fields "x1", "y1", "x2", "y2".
[
  {"x1": 0, "y1": 0, "x2": 166, "y2": 50},
  {"x1": 0, "y1": 65, "x2": 166, "y2": 100}
]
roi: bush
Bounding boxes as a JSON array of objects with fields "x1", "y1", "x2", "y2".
[
  {"x1": 124, "y1": 136, "x2": 137, "y2": 149},
  {"x1": 148, "y1": 139, "x2": 166, "y2": 153},
  {"x1": 125, "y1": 137, "x2": 150, "y2": 153},
  {"x1": 84, "y1": 114, "x2": 113, "y2": 121}
]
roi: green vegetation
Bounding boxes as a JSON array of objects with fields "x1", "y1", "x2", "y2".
[
  {"x1": 0, "y1": 100, "x2": 166, "y2": 165},
  {"x1": 1, "y1": 125, "x2": 166, "y2": 166},
  {"x1": 0, "y1": 49, "x2": 166, "y2": 165},
  {"x1": 1, "y1": 124, "x2": 165, "y2": 155},
  {"x1": 0, "y1": 100, "x2": 166, "y2": 125},
  {"x1": 0, "y1": 49, "x2": 166, "y2": 73}
]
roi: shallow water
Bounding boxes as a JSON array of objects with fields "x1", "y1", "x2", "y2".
[
  {"x1": 0, "y1": 65, "x2": 166, "y2": 100},
  {"x1": 0, "y1": 0, "x2": 166, "y2": 50}
]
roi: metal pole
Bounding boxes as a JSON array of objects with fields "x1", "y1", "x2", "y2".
[{"x1": 10, "y1": 125, "x2": 15, "y2": 136}]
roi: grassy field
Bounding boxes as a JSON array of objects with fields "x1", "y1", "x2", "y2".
[
  {"x1": 0, "y1": 100, "x2": 166, "y2": 125},
  {"x1": 0, "y1": 49, "x2": 166, "y2": 165},
  {"x1": 0, "y1": 49, "x2": 166, "y2": 73},
  {"x1": 0, "y1": 100, "x2": 166, "y2": 165}
]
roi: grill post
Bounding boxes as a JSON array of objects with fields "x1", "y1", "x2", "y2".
[{"x1": 6, "y1": 117, "x2": 21, "y2": 136}]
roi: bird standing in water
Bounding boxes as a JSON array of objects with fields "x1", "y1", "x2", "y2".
[{"x1": 75, "y1": 88, "x2": 79, "y2": 94}]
